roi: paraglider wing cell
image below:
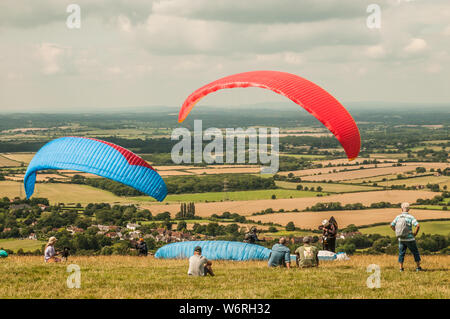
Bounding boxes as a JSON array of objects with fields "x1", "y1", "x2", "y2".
[
  {"x1": 23, "y1": 137, "x2": 167, "y2": 201},
  {"x1": 155, "y1": 241, "x2": 271, "y2": 261},
  {"x1": 178, "y1": 70, "x2": 360, "y2": 160}
]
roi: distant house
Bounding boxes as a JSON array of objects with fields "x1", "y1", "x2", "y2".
[
  {"x1": 97, "y1": 225, "x2": 110, "y2": 232},
  {"x1": 67, "y1": 226, "x2": 84, "y2": 234},
  {"x1": 106, "y1": 232, "x2": 119, "y2": 239},
  {"x1": 338, "y1": 231, "x2": 361, "y2": 239},
  {"x1": 128, "y1": 230, "x2": 142, "y2": 239},
  {"x1": 97, "y1": 225, "x2": 121, "y2": 233},
  {"x1": 2, "y1": 227, "x2": 11, "y2": 233},
  {"x1": 126, "y1": 223, "x2": 140, "y2": 231},
  {"x1": 37, "y1": 204, "x2": 48, "y2": 211},
  {"x1": 153, "y1": 230, "x2": 193, "y2": 243},
  {"x1": 28, "y1": 233, "x2": 37, "y2": 240}
]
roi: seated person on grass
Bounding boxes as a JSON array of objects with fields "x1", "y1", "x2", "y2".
[
  {"x1": 44, "y1": 237, "x2": 61, "y2": 263},
  {"x1": 295, "y1": 236, "x2": 319, "y2": 268},
  {"x1": 188, "y1": 246, "x2": 214, "y2": 276},
  {"x1": 268, "y1": 237, "x2": 291, "y2": 269}
]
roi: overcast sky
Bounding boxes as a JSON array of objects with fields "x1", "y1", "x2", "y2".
[{"x1": 1, "y1": 0, "x2": 449, "y2": 112}]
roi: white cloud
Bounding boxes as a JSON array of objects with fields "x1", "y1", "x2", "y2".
[
  {"x1": 117, "y1": 15, "x2": 132, "y2": 32},
  {"x1": 36, "y1": 43, "x2": 66, "y2": 75},
  {"x1": 444, "y1": 25, "x2": 450, "y2": 36},
  {"x1": 403, "y1": 38, "x2": 428, "y2": 54},
  {"x1": 152, "y1": 0, "x2": 373, "y2": 24},
  {"x1": 365, "y1": 45, "x2": 386, "y2": 59}
]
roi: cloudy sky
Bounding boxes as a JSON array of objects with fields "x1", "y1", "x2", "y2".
[{"x1": 1, "y1": 0, "x2": 449, "y2": 112}]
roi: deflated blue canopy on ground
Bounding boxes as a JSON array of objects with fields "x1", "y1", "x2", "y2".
[
  {"x1": 155, "y1": 241, "x2": 271, "y2": 261},
  {"x1": 24, "y1": 136, "x2": 167, "y2": 202}
]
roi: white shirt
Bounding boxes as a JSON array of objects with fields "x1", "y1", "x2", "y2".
[
  {"x1": 44, "y1": 245, "x2": 55, "y2": 262},
  {"x1": 188, "y1": 254, "x2": 208, "y2": 276}
]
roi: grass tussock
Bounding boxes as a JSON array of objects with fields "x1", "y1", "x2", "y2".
[{"x1": 0, "y1": 255, "x2": 448, "y2": 299}]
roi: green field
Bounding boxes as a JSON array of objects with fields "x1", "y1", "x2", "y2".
[
  {"x1": 376, "y1": 175, "x2": 450, "y2": 188},
  {"x1": 263, "y1": 230, "x2": 316, "y2": 237},
  {"x1": 280, "y1": 154, "x2": 327, "y2": 159},
  {"x1": 1, "y1": 255, "x2": 448, "y2": 298},
  {"x1": 132, "y1": 189, "x2": 326, "y2": 203},
  {"x1": 0, "y1": 239, "x2": 45, "y2": 252},
  {"x1": 359, "y1": 220, "x2": 450, "y2": 236},
  {"x1": 276, "y1": 181, "x2": 381, "y2": 193}
]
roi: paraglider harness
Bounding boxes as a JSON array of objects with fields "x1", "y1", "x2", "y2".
[
  {"x1": 243, "y1": 228, "x2": 265, "y2": 244},
  {"x1": 135, "y1": 240, "x2": 148, "y2": 256},
  {"x1": 60, "y1": 247, "x2": 70, "y2": 262},
  {"x1": 319, "y1": 222, "x2": 337, "y2": 252}
]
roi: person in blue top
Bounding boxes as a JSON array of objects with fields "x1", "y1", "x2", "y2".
[
  {"x1": 268, "y1": 237, "x2": 291, "y2": 269},
  {"x1": 391, "y1": 202, "x2": 422, "y2": 272}
]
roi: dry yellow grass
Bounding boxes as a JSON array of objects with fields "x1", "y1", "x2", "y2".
[
  {"x1": 0, "y1": 181, "x2": 133, "y2": 204},
  {"x1": 6, "y1": 174, "x2": 68, "y2": 182},
  {"x1": 0, "y1": 154, "x2": 21, "y2": 167},
  {"x1": 144, "y1": 190, "x2": 437, "y2": 217},
  {"x1": 279, "y1": 163, "x2": 395, "y2": 177},
  {"x1": 187, "y1": 167, "x2": 262, "y2": 175},
  {"x1": 1, "y1": 152, "x2": 35, "y2": 164},
  {"x1": 249, "y1": 208, "x2": 449, "y2": 228},
  {"x1": 299, "y1": 163, "x2": 449, "y2": 182},
  {"x1": 1, "y1": 255, "x2": 448, "y2": 299},
  {"x1": 377, "y1": 175, "x2": 450, "y2": 188}
]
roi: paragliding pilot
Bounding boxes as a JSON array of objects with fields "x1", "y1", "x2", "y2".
[
  {"x1": 61, "y1": 247, "x2": 70, "y2": 262},
  {"x1": 318, "y1": 217, "x2": 338, "y2": 252},
  {"x1": 244, "y1": 226, "x2": 264, "y2": 244},
  {"x1": 136, "y1": 238, "x2": 148, "y2": 256}
]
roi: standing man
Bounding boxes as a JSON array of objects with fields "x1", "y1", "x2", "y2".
[
  {"x1": 318, "y1": 218, "x2": 337, "y2": 252},
  {"x1": 188, "y1": 246, "x2": 214, "y2": 276},
  {"x1": 136, "y1": 238, "x2": 148, "y2": 256},
  {"x1": 391, "y1": 202, "x2": 422, "y2": 272},
  {"x1": 244, "y1": 226, "x2": 263, "y2": 244},
  {"x1": 268, "y1": 237, "x2": 291, "y2": 269}
]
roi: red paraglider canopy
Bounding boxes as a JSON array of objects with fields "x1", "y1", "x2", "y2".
[{"x1": 178, "y1": 70, "x2": 360, "y2": 160}]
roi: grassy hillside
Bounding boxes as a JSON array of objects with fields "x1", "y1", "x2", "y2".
[
  {"x1": 0, "y1": 239, "x2": 45, "y2": 252},
  {"x1": 0, "y1": 255, "x2": 448, "y2": 298},
  {"x1": 134, "y1": 189, "x2": 325, "y2": 203}
]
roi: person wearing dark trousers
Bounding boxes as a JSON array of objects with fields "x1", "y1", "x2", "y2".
[
  {"x1": 318, "y1": 217, "x2": 338, "y2": 252},
  {"x1": 136, "y1": 238, "x2": 148, "y2": 256},
  {"x1": 391, "y1": 202, "x2": 422, "y2": 272}
]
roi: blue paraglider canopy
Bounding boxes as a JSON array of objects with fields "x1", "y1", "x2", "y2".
[
  {"x1": 24, "y1": 136, "x2": 167, "y2": 202},
  {"x1": 155, "y1": 241, "x2": 271, "y2": 261}
]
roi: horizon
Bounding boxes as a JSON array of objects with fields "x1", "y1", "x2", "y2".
[{"x1": 1, "y1": 101, "x2": 450, "y2": 114}]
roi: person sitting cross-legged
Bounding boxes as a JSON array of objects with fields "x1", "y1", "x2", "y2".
[
  {"x1": 268, "y1": 237, "x2": 291, "y2": 269},
  {"x1": 188, "y1": 246, "x2": 214, "y2": 276},
  {"x1": 295, "y1": 236, "x2": 319, "y2": 268}
]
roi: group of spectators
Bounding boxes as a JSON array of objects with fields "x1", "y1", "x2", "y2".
[
  {"x1": 186, "y1": 202, "x2": 423, "y2": 276},
  {"x1": 42, "y1": 202, "x2": 423, "y2": 275},
  {"x1": 268, "y1": 236, "x2": 319, "y2": 269}
]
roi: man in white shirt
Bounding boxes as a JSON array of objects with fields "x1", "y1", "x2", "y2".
[
  {"x1": 188, "y1": 246, "x2": 214, "y2": 276},
  {"x1": 391, "y1": 202, "x2": 422, "y2": 272}
]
